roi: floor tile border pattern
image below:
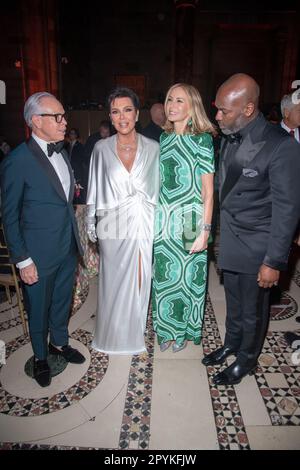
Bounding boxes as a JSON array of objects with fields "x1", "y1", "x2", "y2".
[
  {"x1": 118, "y1": 313, "x2": 155, "y2": 450},
  {"x1": 0, "y1": 286, "x2": 89, "y2": 334},
  {"x1": 0, "y1": 315, "x2": 23, "y2": 333},
  {"x1": 0, "y1": 441, "x2": 103, "y2": 450},
  {"x1": 202, "y1": 295, "x2": 251, "y2": 450},
  {"x1": 0, "y1": 294, "x2": 23, "y2": 332},
  {"x1": 0, "y1": 294, "x2": 17, "y2": 313},
  {"x1": 292, "y1": 268, "x2": 300, "y2": 288},
  {"x1": 1, "y1": 268, "x2": 299, "y2": 450},
  {"x1": 0, "y1": 329, "x2": 109, "y2": 417},
  {"x1": 118, "y1": 282, "x2": 251, "y2": 450},
  {"x1": 212, "y1": 243, "x2": 300, "y2": 428},
  {"x1": 256, "y1": 331, "x2": 300, "y2": 426},
  {"x1": 212, "y1": 246, "x2": 298, "y2": 321},
  {"x1": 269, "y1": 292, "x2": 298, "y2": 321}
]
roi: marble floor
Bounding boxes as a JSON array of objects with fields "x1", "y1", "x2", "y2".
[{"x1": 0, "y1": 247, "x2": 300, "y2": 450}]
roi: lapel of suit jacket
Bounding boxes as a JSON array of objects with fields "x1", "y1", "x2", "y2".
[
  {"x1": 218, "y1": 138, "x2": 228, "y2": 190},
  {"x1": 26, "y1": 137, "x2": 72, "y2": 202},
  {"x1": 220, "y1": 116, "x2": 267, "y2": 204}
]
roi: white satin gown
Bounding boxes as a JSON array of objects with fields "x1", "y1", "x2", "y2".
[{"x1": 86, "y1": 134, "x2": 160, "y2": 354}]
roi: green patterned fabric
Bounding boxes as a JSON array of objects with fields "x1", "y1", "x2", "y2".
[{"x1": 152, "y1": 132, "x2": 215, "y2": 345}]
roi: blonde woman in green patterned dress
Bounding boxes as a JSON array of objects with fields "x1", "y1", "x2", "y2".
[{"x1": 152, "y1": 83, "x2": 216, "y2": 353}]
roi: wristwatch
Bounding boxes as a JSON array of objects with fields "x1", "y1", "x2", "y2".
[{"x1": 202, "y1": 224, "x2": 212, "y2": 231}]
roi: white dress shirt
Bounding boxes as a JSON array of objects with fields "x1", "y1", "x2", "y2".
[
  {"x1": 17, "y1": 133, "x2": 71, "y2": 270},
  {"x1": 281, "y1": 121, "x2": 300, "y2": 143}
]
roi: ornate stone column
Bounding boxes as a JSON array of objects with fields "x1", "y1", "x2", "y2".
[{"x1": 174, "y1": 0, "x2": 198, "y2": 83}]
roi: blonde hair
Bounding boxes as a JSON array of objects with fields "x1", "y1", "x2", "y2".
[{"x1": 163, "y1": 83, "x2": 217, "y2": 136}]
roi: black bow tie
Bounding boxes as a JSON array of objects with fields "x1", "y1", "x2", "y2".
[
  {"x1": 47, "y1": 141, "x2": 64, "y2": 157},
  {"x1": 225, "y1": 132, "x2": 243, "y2": 144}
]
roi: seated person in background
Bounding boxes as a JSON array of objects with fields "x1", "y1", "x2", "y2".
[
  {"x1": 141, "y1": 103, "x2": 165, "y2": 142},
  {"x1": 84, "y1": 120, "x2": 111, "y2": 159}
]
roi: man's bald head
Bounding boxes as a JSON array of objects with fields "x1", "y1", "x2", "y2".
[
  {"x1": 150, "y1": 103, "x2": 165, "y2": 127},
  {"x1": 215, "y1": 73, "x2": 260, "y2": 134},
  {"x1": 219, "y1": 73, "x2": 260, "y2": 108}
]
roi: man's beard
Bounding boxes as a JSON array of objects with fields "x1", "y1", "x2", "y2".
[{"x1": 219, "y1": 113, "x2": 248, "y2": 135}]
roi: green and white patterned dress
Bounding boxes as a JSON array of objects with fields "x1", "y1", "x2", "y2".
[{"x1": 152, "y1": 131, "x2": 215, "y2": 345}]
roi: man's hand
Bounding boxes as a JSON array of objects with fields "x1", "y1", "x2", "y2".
[
  {"x1": 19, "y1": 262, "x2": 39, "y2": 285},
  {"x1": 257, "y1": 264, "x2": 280, "y2": 289}
]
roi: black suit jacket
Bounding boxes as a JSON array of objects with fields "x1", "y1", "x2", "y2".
[
  {"x1": 69, "y1": 141, "x2": 88, "y2": 204},
  {"x1": 84, "y1": 132, "x2": 101, "y2": 159},
  {"x1": 218, "y1": 113, "x2": 300, "y2": 274},
  {"x1": 141, "y1": 121, "x2": 163, "y2": 143}
]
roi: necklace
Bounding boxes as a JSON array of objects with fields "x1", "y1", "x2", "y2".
[{"x1": 117, "y1": 136, "x2": 137, "y2": 152}]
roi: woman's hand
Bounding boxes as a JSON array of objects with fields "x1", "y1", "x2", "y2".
[
  {"x1": 189, "y1": 230, "x2": 210, "y2": 254},
  {"x1": 87, "y1": 225, "x2": 97, "y2": 243}
]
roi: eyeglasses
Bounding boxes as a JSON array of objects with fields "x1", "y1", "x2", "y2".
[{"x1": 37, "y1": 113, "x2": 68, "y2": 123}]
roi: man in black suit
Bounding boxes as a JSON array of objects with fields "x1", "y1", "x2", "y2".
[
  {"x1": 66, "y1": 128, "x2": 87, "y2": 204},
  {"x1": 202, "y1": 73, "x2": 300, "y2": 385},
  {"x1": 84, "y1": 120, "x2": 111, "y2": 159},
  {"x1": 141, "y1": 103, "x2": 165, "y2": 142}
]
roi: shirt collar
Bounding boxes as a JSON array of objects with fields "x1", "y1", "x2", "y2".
[
  {"x1": 281, "y1": 120, "x2": 294, "y2": 133},
  {"x1": 32, "y1": 133, "x2": 51, "y2": 156}
]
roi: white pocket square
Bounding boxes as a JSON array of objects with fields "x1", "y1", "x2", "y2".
[{"x1": 242, "y1": 168, "x2": 259, "y2": 178}]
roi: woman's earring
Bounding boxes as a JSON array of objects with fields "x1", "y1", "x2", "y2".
[{"x1": 188, "y1": 118, "x2": 193, "y2": 127}]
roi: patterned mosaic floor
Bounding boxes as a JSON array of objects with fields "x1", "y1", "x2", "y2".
[
  {"x1": 0, "y1": 248, "x2": 300, "y2": 450},
  {"x1": 0, "y1": 330, "x2": 109, "y2": 417},
  {"x1": 202, "y1": 295, "x2": 250, "y2": 450},
  {"x1": 209, "y1": 244, "x2": 300, "y2": 440}
]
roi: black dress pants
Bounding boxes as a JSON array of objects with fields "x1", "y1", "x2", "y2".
[{"x1": 223, "y1": 270, "x2": 270, "y2": 367}]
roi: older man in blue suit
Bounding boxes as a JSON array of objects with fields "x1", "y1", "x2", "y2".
[{"x1": 0, "y1": 92, "x2": 85, "y2": 387}]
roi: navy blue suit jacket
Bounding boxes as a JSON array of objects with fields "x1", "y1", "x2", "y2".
[{"x1": 0, "y1": 137, "x2": 83, "y2": 275}]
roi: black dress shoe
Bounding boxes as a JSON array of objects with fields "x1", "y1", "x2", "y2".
[
  {"x1": 202, "y1": 346, "x2": 236, "y2": 366},
  {"x1": 49, "y1": 343, "x2": 85, "y2": 364},
  {"x1": 284, "y1": 332, "x2": 300, "y2": 347},
  {"x1": 33, "y1": 358, "x2": 51, "y2": 387},
  {"x1": 213, "y1": 361, "x2": 256, "y2": 386}
]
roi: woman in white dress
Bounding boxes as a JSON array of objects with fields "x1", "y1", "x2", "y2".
[{"x1": 86, "y1": 87, "x2": 160, "y2": 354}]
